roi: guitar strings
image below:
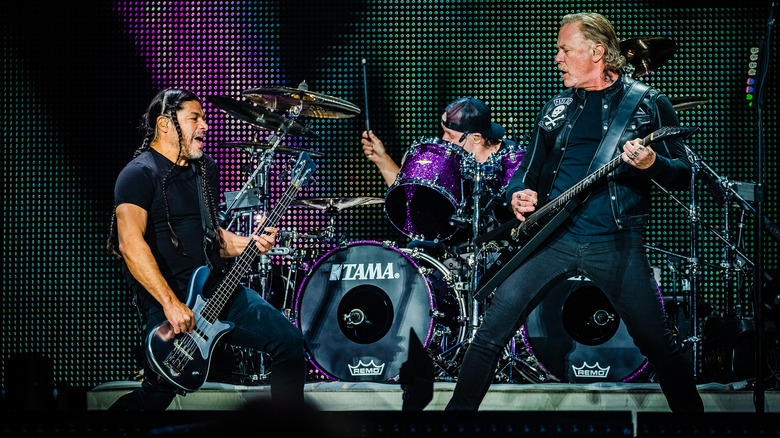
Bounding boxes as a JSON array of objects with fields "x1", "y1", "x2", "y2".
[{"x1": 162, "y1": 168, "x2": 307, "y2": 377}]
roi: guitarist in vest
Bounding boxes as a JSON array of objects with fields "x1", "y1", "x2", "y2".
[
  {"x1": 447, "y1": 13, "x2": 703, "y2": 413},
  {"x1": 106, "y1": 89, "x2": 305, "y2": 410}
]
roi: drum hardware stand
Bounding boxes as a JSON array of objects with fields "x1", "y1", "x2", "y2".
[
  {"x1": 644, "y1": 244, "x2": 705, "y2": 351},
  {"x1": 229, "y1": 345, "x2": 272, "y2": 385},
  {"x1": 495, "y1": 330, "x2": 553, "y2": 384},
  {"x1": 458, "y1": 157, "x2": 501, "y2": 338},
  {"x1": 651, "y1": 144, "x2": 762, "y2": 379},
  {"x1": 683, "y1": 148, "x2": 759, "y2": 308},
  {"x1": 223, "y1": 110, "x2": 304, "y2": 299},
  {"x1": 455, "y1": 157, "x2": 550, "y2": 383}
]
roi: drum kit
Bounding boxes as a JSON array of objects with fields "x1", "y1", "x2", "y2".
[
  {"x1": 207, "y1": 81, "x2": 540, "y2": 384},
  {"x1": 207, "y1": 37, "x2": 774, "y2": 388}
]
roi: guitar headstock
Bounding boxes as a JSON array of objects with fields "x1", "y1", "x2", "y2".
[
  {"x1": 290, "y1": 152, "x2": 317, "y2": 188},
  {"x1": 646, "y1": 125, "x2": 700, "y2": 145}
]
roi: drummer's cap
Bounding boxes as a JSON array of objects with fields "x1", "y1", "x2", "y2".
[{"x1": 442, "y1": 97, "x2": 506, "y2": 140}]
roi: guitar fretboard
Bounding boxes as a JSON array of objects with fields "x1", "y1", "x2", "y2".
[
  {"x1": 521, "y1": 129, "x2": 659, "y2": 230},
  {"x1": 200, "y1": 182, "x2": 300, "y2": 323}
]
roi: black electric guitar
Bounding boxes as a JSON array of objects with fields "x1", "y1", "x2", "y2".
[
  {"x1": 146, "y1": 152, "x2": 316, "y2": 392},
  {"x1": 473, "y1": 126, "x2": 699, "y2": 301}
]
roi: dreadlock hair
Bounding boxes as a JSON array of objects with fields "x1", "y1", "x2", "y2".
[{"x1": 107, "y1": 88, "x2": 224, "y2": 259}]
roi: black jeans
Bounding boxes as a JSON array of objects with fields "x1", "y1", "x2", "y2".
[
  {"x1": 447, "y1": 232, "x2": 703, "y2": 413},
  {"x1": 109, "y1": 285, "x2": 306, "y2": 411}
]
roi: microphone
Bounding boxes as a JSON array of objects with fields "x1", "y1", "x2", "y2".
[{"x1": 459, "y1": 131, "x2": 470, "y2": 143}]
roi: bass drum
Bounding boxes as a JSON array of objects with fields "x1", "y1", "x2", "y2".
[
  {"x1": 522, "y1": 276, "x2": 657, "y2": 383},
  {"x1": 294, "y1": 241, "x2": 465, "y2": 381}
]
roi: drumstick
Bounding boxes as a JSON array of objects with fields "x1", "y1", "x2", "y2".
[{"x1": 361, "y1": 58, "x2": 370, "y2": 133}]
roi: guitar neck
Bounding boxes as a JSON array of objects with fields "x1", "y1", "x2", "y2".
[
  {"x1": 527, "y1": 130, "x2": 657, "y2": 227},
  {"x1": 208, "y1": 182, "x2": 301, "y2": 309},
  {"x1": 233, "y1": 183, "x2": 299, "y2": 271}
]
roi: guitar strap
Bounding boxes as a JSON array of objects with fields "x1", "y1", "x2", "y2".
[
  {"x1": 192, "y1": 163, "x2": 217, "y2": 270},
  {"x1": 586, "y1": 79, "x2": 650, "y2": 173}
]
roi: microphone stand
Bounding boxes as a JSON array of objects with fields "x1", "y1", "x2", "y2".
[
  {"x1": 752, "y1": 2, "x2": 774, "y2": 414},
  {"x1": 221, "y1": 111, "x2": 299, "y2": 300},
  {"x1": 651, "y1": 152, "x2": 760, "y2": 380}
]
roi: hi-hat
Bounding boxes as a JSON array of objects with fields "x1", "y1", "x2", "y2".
[
  {"x1": 620, "y1": 36, "x2": 678, "y2": 77},
  {"x1": 221, "y1": 141, "x2": 326, "y2": 157},
  {"x1": 292, "y1": 196, "x2": 384, "y2": 213},
  {"x1": 670, "y1": 96, "x2": 710, "y2": 111},
  {"x1": 208, "y1": 95, "x2": 320, "y2": 139},
  {"x1": 242, "y1": 81, "x2": 361, "y2": 119}
]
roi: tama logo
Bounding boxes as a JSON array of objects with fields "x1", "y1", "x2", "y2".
[
  {"x1": 572, "y1": 361, "x2": 610, "y2": 378},
  {"x1": 330, "y1": 263, "x2": 399, "y2": 281},
  {"x1": 348, "y1": 360, "x2": 385, "y2": 376}
]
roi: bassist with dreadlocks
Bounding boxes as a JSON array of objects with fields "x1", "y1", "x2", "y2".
[{"x1": 107, "y1": 88, "x2": 306, "y2": 410}]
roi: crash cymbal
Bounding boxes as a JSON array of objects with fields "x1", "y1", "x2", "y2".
[
  {"x1": 207, "y1": 95, "x2": 320, "y2": 139},
  {"x1": 221, "y1": 141, "x2": 326, "y2": 158},
  {"x1": 669, "y1": 96, "x2": 710, "y2": 111},
  {"x1": 620, "y1": 36, "x2": 678, "y2": 77},
  {"x1": 292, "y1": 196, "x2": 384, "y2": 213},
  {"x1": 242, "y1": 81, "x2": 361, "y2": 119}
]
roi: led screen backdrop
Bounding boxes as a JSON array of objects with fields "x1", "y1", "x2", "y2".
[{"x1": 2, "y1": 1, "x2": 777, "y2": 390}]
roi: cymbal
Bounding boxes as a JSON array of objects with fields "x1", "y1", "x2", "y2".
[
  {"x1": 620, "y1": 37, "x2": 678, "y2": 77},
  {"x1": 242, "y1": 82, "x2": 361, "y2": 119},
  {"x1": 207, "y1": 95, "x2": 320, "y2": 139},
  {"x1": 669, "y1": 96, "x2": 710, "y2": 111},
  {"x1": 292, "y1": 196, "x2": 384, "y2": 213},
  {"x1": 221, "y1": 141, "x2": 326, "y2": 158}
]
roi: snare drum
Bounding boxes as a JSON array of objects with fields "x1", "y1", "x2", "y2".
[
  {"x1": 294, "y1": 241, "x2": 465, "y2": 381},
  {"x1": 385, "y1": 138, "x2": 465, "y2": 241}
]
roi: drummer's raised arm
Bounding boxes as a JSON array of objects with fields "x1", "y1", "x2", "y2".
[{"x1": 360, "y1": 130, "x2": 400, "y2": 187}]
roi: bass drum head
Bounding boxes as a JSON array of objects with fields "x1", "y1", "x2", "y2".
[
  {"x1": 522, "y1": 276, "x2": 650, "y2": 383},
  {"x1": 294, "y1": 241, "x2": 435, "y2": 381}
]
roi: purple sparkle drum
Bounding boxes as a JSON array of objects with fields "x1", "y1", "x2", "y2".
[
  {"x1": 487, "y1": 142, "x2": 526, "y2": 224},
  {"x1": 488, "y1": 141, "x2": 526, "y2": 194},
  {"x1": 294, "y1": 241, "x2": 464, "y2": 381},
  {"x1": 385, "y1": 138, "x2": 465, "y2": 241}
]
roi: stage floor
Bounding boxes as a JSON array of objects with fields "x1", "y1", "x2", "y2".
[
  {"x1": 88, "y1": 379, "x2": 775, "y2": 413},
  {"x1": 4, "y1": 380, "x2": 773, "y2": 437}
]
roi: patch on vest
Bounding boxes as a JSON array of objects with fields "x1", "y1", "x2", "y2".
[{"x1": 542, "y1": 98, "x2": 572, "y2": 130}]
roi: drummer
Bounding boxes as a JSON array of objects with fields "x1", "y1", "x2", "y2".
[{"x1": 360, "y1": 96, "x2": 507, "y2": 187}]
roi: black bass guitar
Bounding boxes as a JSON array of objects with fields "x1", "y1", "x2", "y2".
[
  {"x1": 473, "y1": 126, "x2": 699, "y2": 301},
  {"x1": 146, "y1": 152, "x2": 316, "y2": 392}
]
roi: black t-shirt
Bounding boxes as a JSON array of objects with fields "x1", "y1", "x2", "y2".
[
  {"x1": 114, "y1": 148, "x2": 221, "y2": 311},
  {"x1": 549, "y1": 88, "x2": 618, "y2": 240}
]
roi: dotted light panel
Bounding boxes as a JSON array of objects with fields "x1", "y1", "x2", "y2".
[{"x1": 1, "y1": 1, "x2": 776, "y2": 390}]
